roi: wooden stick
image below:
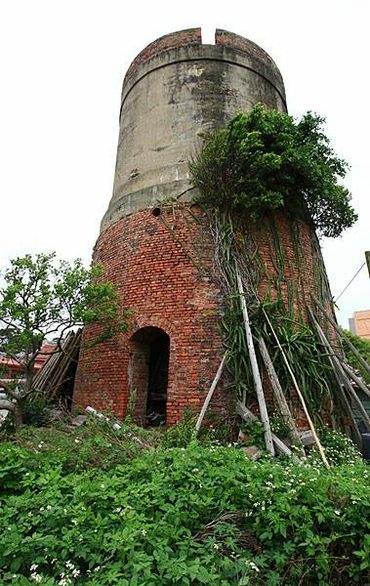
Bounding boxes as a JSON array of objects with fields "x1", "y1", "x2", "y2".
[
  {"x1": 262, "y1": 307, "x2": 330, "y2": 468},
  {"x1": 194, "y1": 354, "x2": 226, "y2": 436},
  {"x1": 258, "y1": 337, "x2": 305, "y2": 456},
  {"x1": 236, "y1": 272, "x2": 274, "y2": 456},
  {"x1": 236, "y1": 402, "x2": 297, "y2": 459},
  {"x1": 340, "y1": 362, "x2": 370, "y2": 401},
  {"x1": 311, "y1": 293, "x2": 370, "y2": 376},
  {"x1": 343, "y1": 383, "x2": 370, "y2": 431},
  {"x1": 307, "y1": 307, "x2": 363, "y2": 445}
]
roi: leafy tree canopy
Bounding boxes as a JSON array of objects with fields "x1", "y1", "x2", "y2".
[
  {"x1": 189, "y1": 104, "x2": 357, "y2": 237},
  {"x1": 0, "y1": 253, "x2": 128, "y2": 407}
]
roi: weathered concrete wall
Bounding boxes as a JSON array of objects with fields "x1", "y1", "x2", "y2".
[{"x1": 101, "y1": 28, "x2": 286, "y2": 231}]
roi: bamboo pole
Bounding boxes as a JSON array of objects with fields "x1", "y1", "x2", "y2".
[
  {"x1": 307, "y1": 307, "x2": 363, "y2": 445},
  {"x1": 236, "y1": 402, "x2": 296, "y2": 459},
  {"x1": 311, "y1": 293, "x2": 370, "y2": 376},
  {"x1": 340, "y1": 362, "x2": 370, "y2": 401},
  {"x1": 194, "y1": 354, "x2": 226, "y2": 436},
  {"x1": 236, "y1": 272, "x2": 275, "y2": 456},
  {"x1": 344, "y1": 383, "x2": 370, "y2": 431},
  {"x1": 258, "y1": 337, "x2": 305, "y2": 456},
  {"x1": 262, "y1": 307, "x2": 330, "y2": 468}
]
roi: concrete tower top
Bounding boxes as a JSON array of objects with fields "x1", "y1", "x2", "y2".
[
  {"x1": 121, "y1": 29, "x2": 285, "y2": 106},
  {"x1": 101, "y1": 29, "x2": 286, "y2": 232}
]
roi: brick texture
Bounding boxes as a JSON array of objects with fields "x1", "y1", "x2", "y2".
[{"x1": 73, "y1": 205, "x2": 335, "y2": 425}]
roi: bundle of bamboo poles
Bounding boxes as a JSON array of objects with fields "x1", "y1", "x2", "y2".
[
  {"x1": 308, "y1": 295, "x2": 370, "y2": 445},
  {"x1": 33, "y1": 329, "x2": 82, "y2": 399}
]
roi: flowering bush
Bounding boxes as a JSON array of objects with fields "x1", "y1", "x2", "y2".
[{"x1": 0, "y1": 426, "x2": 369, "y2": 585}]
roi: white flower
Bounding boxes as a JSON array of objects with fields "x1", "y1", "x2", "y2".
[
  {"x1": 72, "y1": 569, "x2": 80, "y2": 578},
  {"x1": 334, "y1": 510, "x2": 341, "y2": 516},
  {"x1": 58, "y1": 578, "x2": 71, "y2": 586},
  {"x1": 246, "y1": 560, "x2": 260, "y2": 572},
  {"x1": 30, "y1": 564, "x2": 39, "y2": 571},
  {"x1": 31, "y1": 571, "x2": 42, "y2": 583},
  {"x1": 74, "y1": 438, "x2": 80, "y2": 444},
  {"x1": 141, "y1": 529, "x2": 147, "y2": 536}
]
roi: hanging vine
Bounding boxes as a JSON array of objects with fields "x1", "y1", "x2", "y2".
[{"x1": 188, "y1": 105, "x2": 356, "y2": 429}]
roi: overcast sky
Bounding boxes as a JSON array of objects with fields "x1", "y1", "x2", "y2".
[{"x1": 0, "y1": 0, "x2": 369, "y2": 327}]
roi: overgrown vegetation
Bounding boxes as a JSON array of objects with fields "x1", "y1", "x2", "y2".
[
  {"x1": 188, "y1": 106, "x2": 358, "y2": 430},
  {"x1": 0, "y1": 253, "x2": 129, "y2": 425},
  {"x1": 190, "y1": 104, "x2": 357, "y2": 238},
  {"x1": 0, "y1": 418, "x2": 369, "y2": 585}
]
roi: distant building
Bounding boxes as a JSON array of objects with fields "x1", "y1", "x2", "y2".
[
  {"x1": 349, "y1": 310, "x2": 370, "y2": 340},
  {"x1": 0, "y1": 343, "x2": 55, "y2": 385}
]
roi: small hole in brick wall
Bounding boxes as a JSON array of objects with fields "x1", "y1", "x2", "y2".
[{"x1": 152, "y1": 207, "x2": 161, "y2": 217}]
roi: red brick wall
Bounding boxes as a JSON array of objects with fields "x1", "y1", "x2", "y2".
[
  {"x1": 73, "y1": 204, "x2": 228, "y2": 425},
  {"x1": 73, "y1": 205, "x2": 335, "y2": 425}
]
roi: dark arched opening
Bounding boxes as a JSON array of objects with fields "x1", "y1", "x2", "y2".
[{"x1": 129, "y1": 327, "x2": 170, "y2": 426}]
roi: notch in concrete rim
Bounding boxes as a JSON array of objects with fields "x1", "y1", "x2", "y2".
[{"x1": 123, "y1": 27, "x2": 280, "y2": 86}]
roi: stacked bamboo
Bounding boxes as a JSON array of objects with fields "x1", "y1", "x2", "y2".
[
  {"x1": 33, "y1": 330, "x2": 82, "y2": 399},
  {"x1": 309, "y1": 295, "x2": 370, "y2": 442}
]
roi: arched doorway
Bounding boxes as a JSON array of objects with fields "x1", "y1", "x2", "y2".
[{"x1": 129, "y1": 327, "x2": 170, "y2": 426}]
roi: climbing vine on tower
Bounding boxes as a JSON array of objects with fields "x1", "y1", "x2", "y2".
[{"x1": 188, "y1": 105, "x2": 356, "y2": 428}]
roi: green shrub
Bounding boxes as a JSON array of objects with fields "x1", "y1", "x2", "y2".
[
  {"x1": 22, "y1": 396, "x2": 51, "y2": 427},
  {"x1": 0, "y1": 434, "x2": 369, "y2": 584},
  {"x1": 190, "y1": 104, "x2": 357, "y2": 238},
  {"x1": 308, "y1": 428, "x2": 362, "y2": 467}
]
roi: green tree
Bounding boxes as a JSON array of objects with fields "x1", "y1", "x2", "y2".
[
  {"x1": 189, "y1": 104, "x2": 357, "y2": 237},
  {"x1": 0, "y1": 253, "x2": 128, "y2": 425}
]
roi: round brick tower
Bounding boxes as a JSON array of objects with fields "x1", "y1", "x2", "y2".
[{"x1": 73, "y1": 29, "x2": 334, "y2": 426}]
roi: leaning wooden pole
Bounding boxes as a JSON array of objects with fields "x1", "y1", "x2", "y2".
[
  {"x1": 236, "y1": 272, "x2": 275, "y2": 456},
  {"x1": 340, "y1": 361, "x2": 370, "y2": 401},
  {"x1": 308, "y1": 307, "x2": 365, "y2": 444},
  {"x1": 262, "y1": 307, "x2": 330, "y2": 468},
  {"x1": 258, "y1": 337, "x2": 305, "y2": 456},
  {"x1": 311, "y1": 293, "x2": 370, "y2": 376},
  {"x1": 194, "y1": 354, "x2": 226, "y2": 437},
  {"x1": 236, "y1": 402, "x2": 297, "y2": 459}
]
